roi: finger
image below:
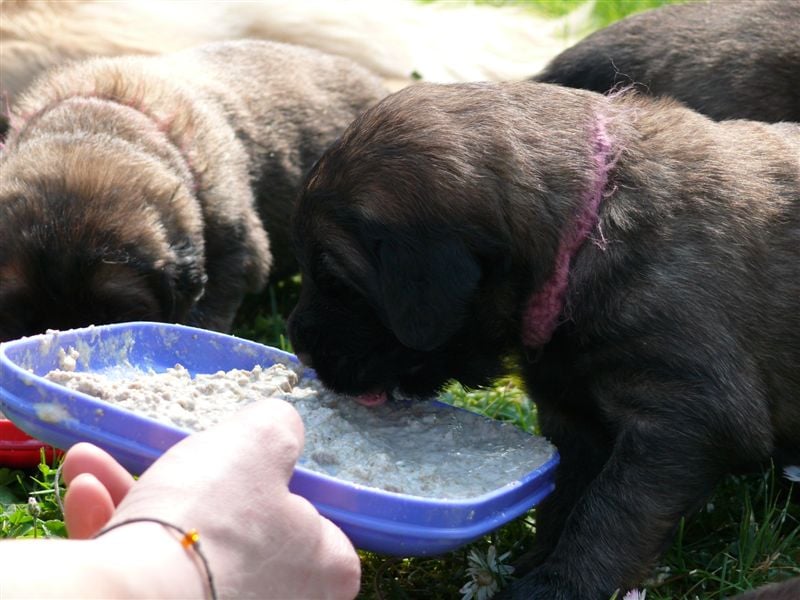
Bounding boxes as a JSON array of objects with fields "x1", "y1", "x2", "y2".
[
  {"x1": 278, "y1": 495, "x2": 361, "y2": 599},
  {"x1": 222, "y1": 397, "x2": 305, "y2": 449},
  {"x1": 217, "y1": 397, "x2": 306, "y2": 482},
  {"x1": 109, "y1": 398, "x2": 308, "y2": 521},
  {"x1": 61, "y1": 442, "x2": 135, "y2": 506},
  {"x1": 63, "y1": 472, "x2": 117, "y2": 539},
  {"x1": 174, "y1": 397, "x2": 307, "y2": 481},
  {"x1": 316, "y1": 516, "x2": 361, "y2": 600},
  {"x1": 322, "y1": 517, "x2": 361, "y2": 598}
]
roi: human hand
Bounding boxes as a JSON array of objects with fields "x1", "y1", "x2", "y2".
[
  {"x1": 61, "y1": 398, "x2": 361, "y2": 599},
  {"x1": 61, "y1": 442, "x2": 135, "y2": 538}
]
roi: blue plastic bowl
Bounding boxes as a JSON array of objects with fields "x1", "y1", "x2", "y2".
[{"x1": 0, "y1": 322, "x2": 558, "y2": 556}]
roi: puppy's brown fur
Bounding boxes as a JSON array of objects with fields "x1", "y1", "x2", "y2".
[
  {"x1": 534, "y1": 0, "x2": 800, "y2": 122},
  {"x1": 0, "y1": 40, "x2": 386, "y2": 341},
  {"x1": 288, "y1": 82, "x2": 800, "y2": 598},
  {"x1": 731, "y1": 577, "x2": 800, "y2": 600}
]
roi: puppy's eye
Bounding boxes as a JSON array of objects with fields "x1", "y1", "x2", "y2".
[
  {"x1": 315, "y1": 265, "x2": 347, "y2": 292},
  {"x1": 312, "y1": 253, "x2": 361, "y2": 297}
]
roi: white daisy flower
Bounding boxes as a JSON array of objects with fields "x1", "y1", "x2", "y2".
[
  {"x1": 783, "y1": 465, "x2": 800, "y2": 482},
  {"x1": 460, "y1": 545, "x2": 514, "y2": 600},
  {"x1": 27, "y1": 496, "x2": 41, "y2": 518},
  {"x1": 623, "y1": 589, "x2": 647, "y2": 600}
]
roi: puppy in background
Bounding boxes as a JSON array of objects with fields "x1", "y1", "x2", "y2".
[
  {"x1": 534, "y1": 0, "x2": 800, "y2": 122},
  {"x1": 287, "y1": 82, "x2": 800, "y2": 598},
  {"x1": 0, "y1": 40, "x2": 386, "y2": 342},
  {"x1": 0, "y1": 0, "x2": 590, "y2": 102}
]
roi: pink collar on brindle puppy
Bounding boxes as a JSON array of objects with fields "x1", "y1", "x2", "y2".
[{"x1": 522, "y1": 115, "x2": 617, "y2": 348}]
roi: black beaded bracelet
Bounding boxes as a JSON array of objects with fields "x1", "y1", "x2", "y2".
[{"x1": 94, "y1": 517, "x2": 218, "y2": 600}]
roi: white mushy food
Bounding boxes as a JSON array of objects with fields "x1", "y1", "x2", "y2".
[{"x1": 45, "y1": 360, "x2": 555, "y2": 498}]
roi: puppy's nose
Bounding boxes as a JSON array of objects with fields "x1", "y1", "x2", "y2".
[{"x1": 295, "y1": 351, "x2": 314, "y2": 368}]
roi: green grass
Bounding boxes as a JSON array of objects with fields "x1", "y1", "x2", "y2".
[
  {"x1": 526, "y1": 0, "x2": 675, "y2": 22},
  {"x1": 650, "y1": 469, "x2": 800, "y2": 599},
  {"x1": 3, "y1": 1, "x2": 797, "y2": 598},
  {"x1": 0, "y1": 451, "x2": 66, "y2": 539}
]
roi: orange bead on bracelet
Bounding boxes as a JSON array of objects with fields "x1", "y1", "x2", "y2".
[
  {"x1": 94, "y1": 518, "x2": 217, "y2": 600},
  {"x1": 181, "y1": 528, "x2": 201, "y2": 548}
]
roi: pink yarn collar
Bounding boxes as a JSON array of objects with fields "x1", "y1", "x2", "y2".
[{"x1": 521, "y1": 114, "x2": 616, "y2": 348}]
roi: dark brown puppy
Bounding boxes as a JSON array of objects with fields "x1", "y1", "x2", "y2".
[
  {"x1": 534, "y1": 0, "x2": 800, "y2": 122},
  {"x1": 288, "y1": 82, "x2": 800, "y2": 599},
  {"x1": 0, "y1": 40, "x2": 386, "y2": 341}
]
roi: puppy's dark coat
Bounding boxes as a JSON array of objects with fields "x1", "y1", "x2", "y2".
[
  {"x1": 288, "y1": 82, "x2": 800, "y2": 599},
  {"x1": 0, "y1": 40, "x2": 386, "y2": 341},
  {"x1": 534, "y1": 0, "x2": 800, "y2": 122}
]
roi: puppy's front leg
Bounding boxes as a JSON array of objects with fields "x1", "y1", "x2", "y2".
[
  {"x1": 508, "y1": 421, "x2": 724, "y2": 600},
  {"x1": 519, "y1": 402, "x2": 613, "y2": 569}
]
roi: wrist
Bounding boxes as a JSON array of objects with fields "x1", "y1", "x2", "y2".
[
  {"x1": 94, "y1": 521, "x2": 210, "y2": 599},
  {"x1": 0, "y1": 523, "x2": 209, "y2": 599}
]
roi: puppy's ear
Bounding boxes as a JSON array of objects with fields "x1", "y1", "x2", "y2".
[{"x1": 378, "y1": 236, "x2": 480, "y2": 352}]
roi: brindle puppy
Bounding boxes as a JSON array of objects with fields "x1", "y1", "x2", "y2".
[
  {"x1": 534, "y1": 0, "x2": 800, "y2": 122},
  {"x1": 0, "y1": 40, "x2": 386, "y2": 341},
  {"x1": 288, "y1": 82, "x2": 800, "y2": 599}
]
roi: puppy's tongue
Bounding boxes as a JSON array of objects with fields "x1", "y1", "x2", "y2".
[{"x1": 355, "y1": 391, "x2": 388, "y2": 407}]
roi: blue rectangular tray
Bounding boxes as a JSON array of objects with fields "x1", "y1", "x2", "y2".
[{"x1": 0, "y1": 322, "x2": 557, "y2": 556}]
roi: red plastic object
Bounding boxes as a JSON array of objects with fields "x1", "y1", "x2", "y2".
[{"x1": 0, "y1": 419, "x2": 61, "y2": 468}]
